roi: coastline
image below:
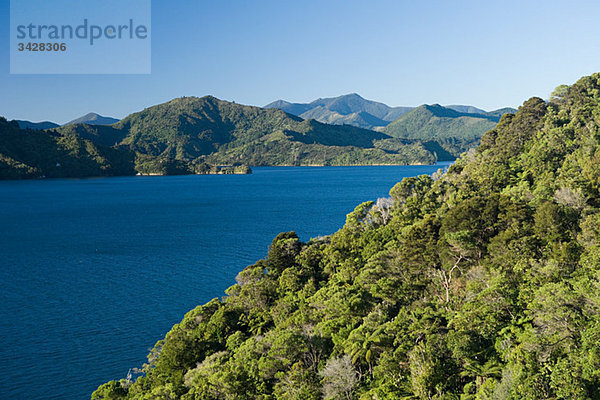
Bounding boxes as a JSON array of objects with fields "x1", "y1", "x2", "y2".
[{"x1": 0, "y1": 161, "x2": 455, "y2": 181}]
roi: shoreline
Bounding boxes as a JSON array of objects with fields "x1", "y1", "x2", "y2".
[{"x1": 0, "y1": 162, "x2": 453, "y2": 181}]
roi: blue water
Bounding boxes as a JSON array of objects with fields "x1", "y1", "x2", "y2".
[{"x1": 0, "y1": 164, "x2": 449, "y2": 400}]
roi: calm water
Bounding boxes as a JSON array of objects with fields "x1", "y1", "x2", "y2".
[{"x1": 0, "y1": 164, "x2": 449, "y2": 399}]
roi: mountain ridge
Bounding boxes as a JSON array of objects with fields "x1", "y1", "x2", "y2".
[
  {"x1": 53, "y1": 95, "x2": 439, "y2": 167},
  {"x1": 64, "y1": 112, "x2": 120, "y2": 126},
  {"x1": 0, "y1": 117, "x2": 134, "y2": 179},
  {"x1": 15, "y1": 120, "x2": 60, "y2": 130},
  {"x1": 382, "y1": 103, "x2": 509, "y2": 156},
  {"x1": 265, "y1": 93, "x2": 413, "y2": 129},
  {"x1": 265, "y1": 93, "x2": 515, "y2": 131},
  {"x1": 2, "y1": 94, "x2": 514, "y2": 179}
]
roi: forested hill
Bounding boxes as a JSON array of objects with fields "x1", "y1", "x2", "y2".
[
  {"x1": 3, "y1": 96, "x2": 515, "y2": 180},
  {"x1": 55, "y1": 96, "x2": 439, "y2": 167},
  {"x1": 382, "y1": 104, "x2": 503, "y2": 157},
  {"x1": 265, "y1": 93, "x2": 414, "y2": 130},
  {"x1": 15, "y1": 120, "x2": 60, "y2": 130},
  {"x1": 265, "y1": 93, "x2": 516, "y2": 134},
  {"x1": 0, "y1": 117, "x2": 135, "y2": 179},
  {"x1": 0, "y1": 118, "x2": 248, "y2": 179},
  {"x1": 93, "y1": 73, "x2": 600, "y2": 399},
  {"x1": 4, "y1": 96, "x2": 510, "y2": 180}
]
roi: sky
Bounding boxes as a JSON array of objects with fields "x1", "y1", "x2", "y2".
[{"x1": 2, "y1": 0, "x2": 600, "y2": 123}]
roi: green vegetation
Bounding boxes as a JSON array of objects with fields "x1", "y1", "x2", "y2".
[
  {"x1": 383, "y1": 104, "x2": 508, "y2": 158},
  {"x1": 15, "y1": 120, "x2": 60, "y2": 130},
  {"x1": 266, "y1": 94, "x2": 516, "y2": 160},
  {"x1": 299, "y1": 109, "x2": 389, "y2": 130},
  {"x1": 265, "y1": 93, "x2": 414, "y2": 130},
  {"x1": 3, "y1": 95, "x2": 515, "y2": 180},
  {"x1": 134, "y1": 155, "x2": 251, "y2": 176},
  {"x1": 93, "y1": 73, "x2": 600, "y2": 399},
  {"x1": 56, "y1": 96, "x2": 440, "y2": 167},
  {"x1": 0, "y1": 117, "x2": 135, "y2": 179},
  {"x1": 6, "y1": 95, "x2": 509, "y2": 180},
  {"x1": 265, "y1": 94, "x2": 515, "y2": 137},
  {"x1": 0, "y1": 117, "x2": 251, "y2": 179}
]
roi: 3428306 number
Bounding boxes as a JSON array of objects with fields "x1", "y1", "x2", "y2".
[{"x1": 17, "y1": 43, "x2": 67, "y2": 52}]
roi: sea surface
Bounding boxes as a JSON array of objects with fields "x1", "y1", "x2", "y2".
[{"x1": 0, "y1": 164, "x2": 450, "y2": 399}]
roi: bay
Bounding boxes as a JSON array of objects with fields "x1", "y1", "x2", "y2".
[{"x1": 0, "y1": 163, "x2": 449, "y2": 399}]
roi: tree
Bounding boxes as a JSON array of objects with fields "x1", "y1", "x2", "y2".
[
  {"x1": 549, "y1": 84, "x2": 569, "y2": 103},
  {"x1": 319, "y1": 355, "x2": 358, "y2": 400}
]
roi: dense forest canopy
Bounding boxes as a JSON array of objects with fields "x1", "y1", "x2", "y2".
[
  {"x1": 0, "y1": 118, "x2": 250, "y2": 179},
  {"x1": 264, "y1": 93, "x2": 515, "y2": 134},
  {"x1": 92, "y1": 72, "x2": 600, "y2": 400},
  {"x1": 0, "y1": 117, "x2": 135, "y2": 179},
  {"x1": 382, "y1": 104, "x2": 501, "y2": 158},
  {"x1": 3, "y1": 94, "x2": 508, "y2": 179},
  {"x1": 50, "y1": 96, "x2": 439, "y2": 168}
]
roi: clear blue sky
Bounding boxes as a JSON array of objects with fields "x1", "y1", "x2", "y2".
[{"x1": 2, "y1": 0, "x2": 600, "y2": 123}]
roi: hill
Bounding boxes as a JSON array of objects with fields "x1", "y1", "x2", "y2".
[
  {"x1": 2, "y1": 96, "x2": 445, "y2": 179},
  {"x1": 56, "y1": 96, "x2": 438, "y2": 167},
  {"x1": 64, "y1": 112, "x2": 120, "y2": 126},
  {"x1": 93, "y1": 73, "x2": 600, "y2": 399},
  {"x1": 265, "y1": 93, "x2": 413, "y2": 130},
  {"x1": 2, "y1": 97, "x2": 513, "y2": 179},
  {"x1": 445, "y1": 104, "x2": 487, "y2": 114},
  {"x1": 1, "y1": 116, "x2": 252, "y2": 179},
  {"x1": 383, "y1": 104, "x2": 512, "y2": 157},
  {"x1": 265, "y1": 94, "x2": 515, "y2": 135},
  {"x1": 485, "y1": 106, "x2": 518, "y2": 117},
  {"x1": 298, "y1": 108, "x2": 389, "y2": 130},
  {"x1": 0, "y1": 117, "x2": 134, "y2": 179},
  {"x1": 15, "y1": 120, "x2": 60, "y2": 130}
]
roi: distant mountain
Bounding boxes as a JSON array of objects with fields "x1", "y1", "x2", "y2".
[
  {"x1": 64, "y1": 113, "x2": 120, "y2": 126},
  {"x1": 263, "y1": 100, "x2": 311, "y2": 116},
  {"x1": 299, "y1": 108, "x2": 389, "y2": 130},
  {"x1": 15, "y1": 120, "x2": 60, "y2": 130},
  {"x1": 265, "y1": 93, "x2": 413, "y2": 130},
  {"x1": 485, "y1": 107, "x2": 518, "y2": 117},
  {"x1": 54, "y1": 96, "x2": 438, "y2": 168},
  {"x1": 446, "y1": 105, "x2": 518, "y2": 118},
  {"x1": 0, "y1": 117, "x2": 134, "y2": 179},
  {"x1": 383, "y1": 104, "x2": 514, "y2": 157},
  {"x1": 265, "y1": 94, "x2": 515, "y2": 133},
  {"x1": 3, "y1": 96, "x2": 516, "y2": 179},
  {"x1": 445, "y1": 105, "x2": 487, "y2": 114}
]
